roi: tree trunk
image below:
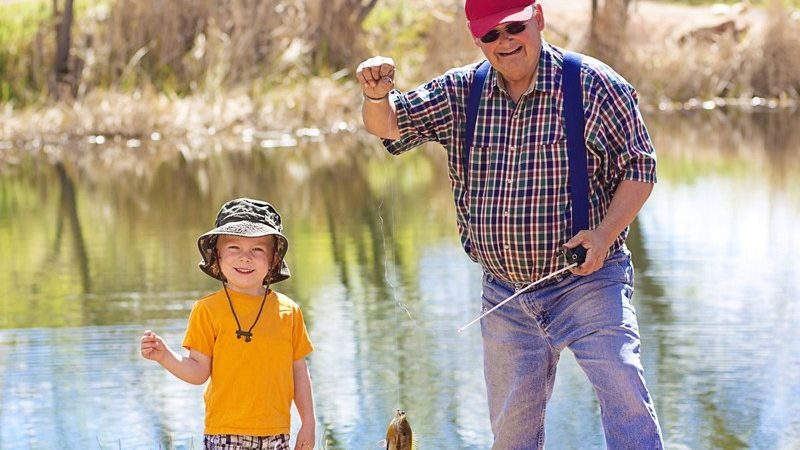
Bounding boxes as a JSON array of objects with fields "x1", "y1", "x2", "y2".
[
  {"x1": 312, "y1": 0, "x2": 379, "y2": 72},
  {"x1": 587, "y1": 0, "x2": 630, "y2": 65},
  {"x1": 53, "y1": 0, "x2": 75, "y2": 100}
]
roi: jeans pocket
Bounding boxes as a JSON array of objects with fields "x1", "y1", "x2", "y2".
[{"x1": 606, "y1": 251, "x2": 633, "y2": 286}]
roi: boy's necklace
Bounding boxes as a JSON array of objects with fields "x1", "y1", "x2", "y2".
[{"x1": 223, "y1": 284, "x2": 268, "y2": 342}]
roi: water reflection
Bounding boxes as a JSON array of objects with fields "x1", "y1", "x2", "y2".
[
  {"x1": 640, "y1": 111, "x2": 800, "y2": 450},
  {"x1": 0, "y1": 111, "x2": 799, "y2": 449}
]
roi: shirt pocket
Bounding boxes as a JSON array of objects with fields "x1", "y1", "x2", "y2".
[{"x1": 466, "y1": 145, "x2": 506, "y2": 252}]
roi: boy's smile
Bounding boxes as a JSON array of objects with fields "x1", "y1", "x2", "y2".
[{"x1": 216, "y1": 235, "x2": 277, "y2": 296}]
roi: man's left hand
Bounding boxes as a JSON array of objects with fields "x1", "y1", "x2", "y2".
[{"x1": 564, "y1": 229, "x2": 613, "y2": 276}]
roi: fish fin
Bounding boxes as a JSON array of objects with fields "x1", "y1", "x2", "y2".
[{"x1": 376, "y1": 439, "x2": 387, "y2": 449}]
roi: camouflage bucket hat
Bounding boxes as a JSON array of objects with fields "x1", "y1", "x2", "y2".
[{"x1": 197, "y1": 198, "x2": 290, "y2": 284}]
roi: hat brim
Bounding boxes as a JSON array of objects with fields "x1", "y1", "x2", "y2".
[
  {"x1": 199, "y1": 220, "x2": 283, "y2": 239},
  {"x1": 468, "y1": 5, "x2": 533, "y2": 39},
  {"x1": 197, "y1": 221, "x2": 291, "y2": 284}
]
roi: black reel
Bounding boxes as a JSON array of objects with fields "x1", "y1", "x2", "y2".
[{"x1": 563, "y1": 245, "x2": 587, "y2": 266}]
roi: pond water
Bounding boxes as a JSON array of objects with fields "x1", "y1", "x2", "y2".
[{"x1": 1, "y1": 110, "x2": 799, "y2": 450}]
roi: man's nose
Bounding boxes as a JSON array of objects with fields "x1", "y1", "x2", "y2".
[{"x1": 499, "y1": 30, "x2": 517, "y2": 42}]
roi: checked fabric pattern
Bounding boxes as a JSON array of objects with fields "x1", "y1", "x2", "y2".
[
  {"x1": 204, "y1": 433, "x2": 290, "y2": 450},
  {"x1": 384, "y1": 41, "x2": 657, "y2": 284}
]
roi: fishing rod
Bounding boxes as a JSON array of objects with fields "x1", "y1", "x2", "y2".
[{"x1": 458, "y1": 246, "x2": 587, "y2": 333}]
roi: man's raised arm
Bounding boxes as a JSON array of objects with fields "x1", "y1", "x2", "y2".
[{"x1": 356, "y1": 56, "x2": 400, "y2": 140}]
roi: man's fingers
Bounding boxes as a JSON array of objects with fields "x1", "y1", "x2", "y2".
[
  {"x1": 379, "y1": 77, "x2": 393, "y2": 91},
  {"x1": 357, "y1": 57, "x2": 395, "y2": 83},
  {"x1": 379, "y1": 63, "x2": 395, "y2": 80},
  {"x1": 368, "y1": 64, "x2": 383, "y2": 82},
  {"x1": 357, "y1": 64, "x2": 378, "y2": 86},
  {"x1": 355, "y1": 69, "x2": 367, "y2": 86}
]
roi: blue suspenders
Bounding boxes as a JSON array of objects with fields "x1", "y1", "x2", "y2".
[
  {"x1": 465, "y1": 60, "x2": 490, "y2": 154},
  {"x1": 464, "y1": 53, "x2": 589, "y2": 239},
  {"x1": 561, "y1": 52, "x2": 589, "y2": 236}
]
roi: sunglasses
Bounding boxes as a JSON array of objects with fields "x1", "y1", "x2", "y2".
[{"x1": 480, "y1": 22, "x2": 527, "y2": 44}]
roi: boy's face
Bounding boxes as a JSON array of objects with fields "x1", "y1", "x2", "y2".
[{"x1": 216, "y1": 235, "x2": 277, "y2": 296}]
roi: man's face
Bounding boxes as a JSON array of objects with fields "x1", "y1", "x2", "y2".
[{"x1": 472, "y1": 5, "x2": 545, "y2": 91}]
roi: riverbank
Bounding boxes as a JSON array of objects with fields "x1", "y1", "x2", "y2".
[{"x1": 1, "y1": 0, "x2": 799, "y2": 158}]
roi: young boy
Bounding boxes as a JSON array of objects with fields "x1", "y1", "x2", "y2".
[{"x1": 141, "y1": 198, "x2": 316, "y2": 450}]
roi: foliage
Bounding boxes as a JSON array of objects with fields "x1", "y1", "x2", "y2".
[
  {"x1": 0, "y1": 1, "x2": 50, "y2": 103},
  {"x1": 1, "y1": 0, "x2": 800, "y2": 115},
  {"x1": 0, "y1": 0, "x2": 380, "y2": 104}
]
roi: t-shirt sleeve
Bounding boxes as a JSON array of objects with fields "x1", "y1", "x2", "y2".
[
  {"x1": 292, "y1": 306, "x2": 314, "y2": 361},
  {"x1": 182, "y1": 301, "x2": 216, "y2": 358}
]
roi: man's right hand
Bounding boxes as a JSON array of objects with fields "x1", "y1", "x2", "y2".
[{"x1": 356, "y1": 56, "x2": 396, "y2": 100}]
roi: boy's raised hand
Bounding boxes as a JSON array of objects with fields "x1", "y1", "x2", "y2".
[{"x1": 140, "y1": 330, "x2": 167, "y2": 362}]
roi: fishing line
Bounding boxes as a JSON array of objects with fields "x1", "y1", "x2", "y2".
[
  {"x1": 371, "y1": 96, "x2": 423, "y2": 331},
  {"x1": 375, "y1": 153, "x2": 404, "y2": 408},
  {"x1": 376, "y1": 189, "x2": 417, "y2": 326}
]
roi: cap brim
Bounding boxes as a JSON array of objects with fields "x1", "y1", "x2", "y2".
[{"x1": 468, "y1": 5, "x2": 533, "y2": 39}]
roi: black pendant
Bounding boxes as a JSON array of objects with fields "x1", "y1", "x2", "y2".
[{"x1": 236, "y1": 330, "x2": 253, "y2": 342}]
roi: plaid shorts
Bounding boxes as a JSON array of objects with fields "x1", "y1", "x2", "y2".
[{"x1": 204, "y1": 434, "x2": 290, "y2": 450}]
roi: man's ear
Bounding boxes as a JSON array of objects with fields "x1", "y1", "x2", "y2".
[
  {"x1": 535, "y1": 3, "x2": 545, "y2": 32},
  {"x1": 467, "y1": 23, "x2": 482, "y2": 47}
]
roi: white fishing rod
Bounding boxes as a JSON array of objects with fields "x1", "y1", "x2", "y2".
[{"x1": 458, "y1": 246, "x2": 587, "y2": 333}]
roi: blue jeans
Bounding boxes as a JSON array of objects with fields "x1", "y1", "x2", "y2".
[{"x1": 480, "y1": 249, "x2": 663, "y2": 449}]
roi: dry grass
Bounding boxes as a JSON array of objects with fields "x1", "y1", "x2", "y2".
[
  {"x1": 2, "y1": 0, "x2": 376, "y2": 98},
  {"x1": 1, "y1": 0, "x2": 800, "y2": 147},
  {"x1": 577, "y1": 0, "x2": 800, "y2": 104},
  {"x1": 750, "y1": 0, "x2": 800, "y2": 97}
]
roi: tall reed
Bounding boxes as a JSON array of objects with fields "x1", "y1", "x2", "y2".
[{"x1": 2, "y1": 0, "x2": 800, "y2": 143}]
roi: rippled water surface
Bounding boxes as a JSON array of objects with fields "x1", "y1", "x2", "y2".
[{"x1": 1, "y1": 111, "x2": 799, "y2": 449}]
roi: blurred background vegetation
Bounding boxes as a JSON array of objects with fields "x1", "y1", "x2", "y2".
[{"x1": 1, "y1": 0, "x2": 799, "y2": 141}]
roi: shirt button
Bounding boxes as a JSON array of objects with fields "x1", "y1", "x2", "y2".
[
  {"x1": 504, "y1": 244, "x2": 510, "y2": 250},
  {"x1": 503, "y1": 210, "x2": 509, "y2": 217},
  {"x1": 506, "y1": 178, "x2": 513, "y2": 184},
  {"x1": 509, "y1": 146, "x2": 516, "y2": 152}
]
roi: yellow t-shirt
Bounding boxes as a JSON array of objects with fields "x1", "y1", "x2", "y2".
[{"x1": 182, "y1": 288, "x2": 313, "y2": 436}]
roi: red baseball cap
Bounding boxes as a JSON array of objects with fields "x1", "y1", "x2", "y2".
[{"x1": 465, "y1": 0, "x2": 535, "y2": 39}]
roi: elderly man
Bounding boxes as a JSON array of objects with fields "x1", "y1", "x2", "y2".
[{"x1": 356, "y1": 0, "x2": 663, "y2": 448}]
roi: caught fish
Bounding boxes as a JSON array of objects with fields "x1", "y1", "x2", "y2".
[{"x1": 385, "y1": 408, "x2": 414, "y2": 450}]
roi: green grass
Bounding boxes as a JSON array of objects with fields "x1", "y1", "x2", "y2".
[
  {"x1": 0, "y1": 1, "x2": 49, "y2": 102},
  {"x1": 0, "y1": 1, "x2": 50, "y2": 49},
  {"x1": 0, "y1": 0, "x2": 112, "y2": 102},
  {"x1": 362, "y1": 2, "x2": 434, "y2": 63}
]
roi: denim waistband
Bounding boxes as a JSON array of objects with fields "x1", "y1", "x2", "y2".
[
  {"x1": 484, "y1": 268, "x2": 572, "y2": 293},
  {"x1": 483, "y1": 247, "x2": 630, "y2": 293}
]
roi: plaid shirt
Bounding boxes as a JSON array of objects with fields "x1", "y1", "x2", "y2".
[{"x1": 384, "y1": 42, "x2": 657, "y2": 284}]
